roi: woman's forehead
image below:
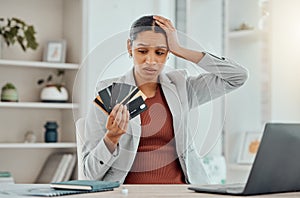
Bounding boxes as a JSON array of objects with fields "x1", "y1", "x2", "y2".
[{"x1": 133, "y1": 31, "x2": 167, "y2": 48}]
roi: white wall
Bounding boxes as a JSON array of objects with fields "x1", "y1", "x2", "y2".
[
  {"x1": 271, "y1": 0, "x2": 300, "y2": 122},
  {"x1": 186, "y1": 0, "x2": 224, "y2": 156}
]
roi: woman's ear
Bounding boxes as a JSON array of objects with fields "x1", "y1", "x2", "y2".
[{"x1": 127, "y1": 39, "x2": 132, "y2": 57}]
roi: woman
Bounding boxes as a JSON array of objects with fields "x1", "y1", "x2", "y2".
[{"x1": 83, "y1": 15, "x2": 248, "y2": 184}]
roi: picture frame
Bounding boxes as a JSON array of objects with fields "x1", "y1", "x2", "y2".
[
  {"x1": 43, "y1": 40, "x2": 66, "y2": 63},
  {"x1": 237, "y1": 132, "x2": 263, "y2": 164}
]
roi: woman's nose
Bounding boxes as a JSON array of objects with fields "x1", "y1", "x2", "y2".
[{"x1": 145, "y1": 53, "x2": 157, "y2": 65}]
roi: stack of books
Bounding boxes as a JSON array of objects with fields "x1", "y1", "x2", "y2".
[
  {"x1": 35, "y1": 153, "x2": 76, "y2": 183},
  {"x1": 0, "y1": 171, "x2": 14, "y2": 183}
]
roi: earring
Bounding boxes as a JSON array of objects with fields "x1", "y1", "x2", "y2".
[{"x1": 129, "y1": 54, "x2": 132, "y2": 58}]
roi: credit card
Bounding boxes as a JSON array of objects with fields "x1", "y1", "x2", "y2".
[
  {"x1": 111, "y1": 83, "x2": 136, "y2": 107},
  {"x1": 95, "y1": 82, "x2": 148, "y2": 119},
  {"x1": 98, "y1": 85, "x2": 113, "y2": 113},
  {"x1": 126, "y1": 95, "x2": 148, "y2": 119},
  {"x1": 94, "y1": 96, "x2": 109, "y2": 114}
]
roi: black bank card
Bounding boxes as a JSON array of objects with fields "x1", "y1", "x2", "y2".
[
  {"x1": 94, "y1": 82, "x2": 148, "y2": 119},
  {"x1": 98, "y1": 85, "x2": 113, "y2": 114}
]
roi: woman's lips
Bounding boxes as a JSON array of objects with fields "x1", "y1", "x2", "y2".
[{"x1": 143, "y1": 67, "x2": 157, "y2": 74}]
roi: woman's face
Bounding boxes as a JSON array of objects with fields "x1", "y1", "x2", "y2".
[{"x1": 128, "y1": 30, "x2": 169, "y2": 85}]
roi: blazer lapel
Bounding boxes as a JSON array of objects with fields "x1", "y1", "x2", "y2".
[{"x1": 159, "y1": 73, "x2": 185, "y2": 155}]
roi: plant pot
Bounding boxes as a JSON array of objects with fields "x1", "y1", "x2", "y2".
[
  {"x1": 1, "y1": 83, "x2": 19, "y2": 102},
  {"x1": 40, "y1": 85, "x2": 68, "y2": 103}
]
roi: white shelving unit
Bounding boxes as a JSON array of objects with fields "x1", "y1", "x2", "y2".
[
  {"x1": 0, "y1": 143, "x2": 76, "y2": 149},
  {"x1": 224, "y1": 0, "x2": 271, "y2": 183},
  {"x1": 228, "y1": 30, "x2": 261, "y2": 39},
  {"x1": 0, "y1": 102, "x2": 78, "y2": 109},
  {"x1": 0, "y1": 0, "x2": 82, "y2": 183},
  {"x1": 0, "y1": 59, "x2": 79, "y2": 70}
]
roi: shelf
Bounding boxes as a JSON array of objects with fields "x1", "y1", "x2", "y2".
[
  {"x1": 228, "y1": 30, "x2": 261, "y2": 39},
  {"x1": 0, "y1": 59, "x2": 79, "y2": 70},
  {"x1": 0, "y1": 142, "x2": 76, "y2": 149},
  {"x1": 0, "y1": 102, "x2": 79, "y2": 109}
]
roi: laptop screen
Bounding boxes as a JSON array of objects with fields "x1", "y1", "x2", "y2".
[{"x1": 244, "y1": 123, "x2": 300, "y2": 195}]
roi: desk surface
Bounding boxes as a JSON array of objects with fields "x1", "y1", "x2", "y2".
[{"x1": 65, "y1": 185, "x2": 299, "y2": 198}]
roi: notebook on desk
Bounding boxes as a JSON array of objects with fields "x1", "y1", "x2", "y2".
[
  {"x1": 1, "y1": 181, "x2": 120, "y2": 197},
  {"x1": 189, "y1": 123, "x2": 300, "y2": 196}
]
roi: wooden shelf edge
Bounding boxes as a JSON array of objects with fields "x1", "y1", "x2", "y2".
[
  {"x1": 0, "y1": 59, "x2": 79, "y2": 70},
  {"x1": 0, "y1": 142, "x2": 77, "y2": 148},
  {"x1": 0, "y1": 102, "x2": 79, "y2": 109}
]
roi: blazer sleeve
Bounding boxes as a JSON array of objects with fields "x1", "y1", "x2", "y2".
[
  {"x1": 186, "y1": 52, "x2": 248, "y2": 109},
  {"x1": 82, "y1": 81, "x2": 120, "y2": 180}
]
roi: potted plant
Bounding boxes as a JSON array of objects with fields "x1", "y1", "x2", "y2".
[
  {"x1": 0, "y1": 17, "x2": 38, "y2": 57},
  {"x1": 1, "y1": 82, "x2": 19, "y2": 102},
  {"x1": 37, "y1": 69, "x2": 69, "y2": 102}
]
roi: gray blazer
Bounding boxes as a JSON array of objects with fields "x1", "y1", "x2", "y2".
[{"x1": 82, "y1": 53, "x2": 248, "y2": 184}]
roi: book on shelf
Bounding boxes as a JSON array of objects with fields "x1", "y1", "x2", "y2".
[
  {"x1": 0, "y1": 171, "x2": 14, "y2": 184},
  {"x1": 35, "y1": 153, "x2": 76, "y2": 184},
  {"x1": 62, "y1": 154, "x2": 76, "y2": 182},
  {"x1": 50, "y1": 180, "x2": 120, "y2": 191}
]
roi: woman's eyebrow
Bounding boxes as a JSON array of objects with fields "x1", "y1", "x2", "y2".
[{"x1": 136, "y1": 43, "x2": 168, "y2": 49}]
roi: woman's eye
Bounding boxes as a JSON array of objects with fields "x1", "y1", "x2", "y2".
[
  {"x1": 156, "y1": 51, "x2": 165, "y2": 55},
  {"x1": 138, "y1": 50, "x2": 147, "y2": 54}
]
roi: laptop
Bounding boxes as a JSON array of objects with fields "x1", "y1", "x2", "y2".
[{"x1": 188, "y1": 123, "x2": 300, "y2": 195}]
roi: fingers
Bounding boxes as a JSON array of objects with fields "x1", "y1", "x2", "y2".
[
  {"x1": 153, "y1": 15, "x2": 175, "y2": 31},
  {"x1": 106, "y1": 104, "x2": 129, "y2": 133},
  {"x1": 118, "y1": 105, "x2": 130, "y2": 131}
]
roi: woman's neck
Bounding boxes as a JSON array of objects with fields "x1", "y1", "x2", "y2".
[{"x1": 138, "y1": 82, "x2": 158, "y2": 98}]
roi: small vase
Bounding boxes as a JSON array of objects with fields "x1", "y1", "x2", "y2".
[
  {"x1": 40, "y1": 85, "x2": 68, "y2": 102},
  {"x1": 24, "y1": 131, "x2": 37, "y2": 143},
  {"x1": 1, "y1": 83, "x2": 19, "y2": 102},
  {"x1": 44, "y1": 121, "x2": 58, "y2": 143}
]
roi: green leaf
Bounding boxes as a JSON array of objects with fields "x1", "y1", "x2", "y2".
[
  {"x1": 12, "y1": 18, "x2": 25, "y2": 26},
  {"x1": 2, "y1": 83, "x2": 16, "y2": 90},
  {"x1": 47, "y1": 75, "x2": 53, "y2": 82},
  {"x1": 57, "y1": 69, "x2": 65, "y2": 76},
  {"x1": 56, "y1": 85, "x2": 62, "y2": 92},
  {"x1": 0, "y1": 17, "x2": 38, "y2": 51},
  {"x1": 37, "y1": 79, "x2": 44, "y2": 85}
]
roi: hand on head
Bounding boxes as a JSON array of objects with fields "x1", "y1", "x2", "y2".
[{"x1": 153, "y1": 15, "x2": 181, "y2": 54}]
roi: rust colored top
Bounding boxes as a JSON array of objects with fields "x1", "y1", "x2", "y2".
[{"x1": 124, "y1": 85, "x2": 185, "y2": 184}]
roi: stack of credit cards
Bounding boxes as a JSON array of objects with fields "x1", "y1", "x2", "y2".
[{"x1": 94, "y1": 83, "x2": 148, "y2": 119}]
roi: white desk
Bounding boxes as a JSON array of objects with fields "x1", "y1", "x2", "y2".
[
  {"x1": 65, "y1": 185, "x2": 300, "y2": 198},
  {"x1": 1, "y1": 184, "x2": 299, "y2": 197}
]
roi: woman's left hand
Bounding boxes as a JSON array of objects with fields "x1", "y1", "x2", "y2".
[
  {"x1": 153, "y1": 15, "x2": 181, "y2": 55},
  {"x1": 153, "y1": 15, "x2": 204, "y2": 64}
]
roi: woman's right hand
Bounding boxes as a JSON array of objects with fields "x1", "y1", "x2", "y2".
[{"x1": 105, "y1": 104, "x2": 130, "y2": 145}]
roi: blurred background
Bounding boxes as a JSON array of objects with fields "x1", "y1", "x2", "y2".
[{"x1": 0, "y1": 0, "x2": 299, "y2": 184}]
